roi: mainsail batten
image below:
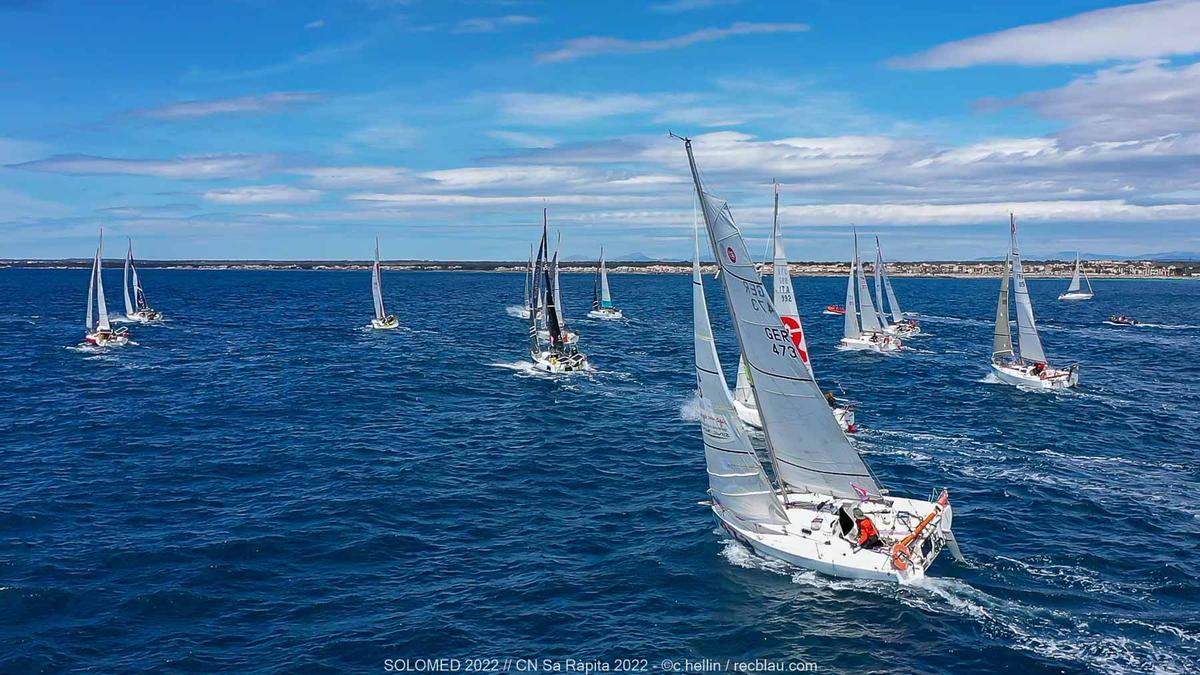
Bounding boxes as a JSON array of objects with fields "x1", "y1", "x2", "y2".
[{"x1": 685, "y1": 140, "x2": 880, "y2": 499}]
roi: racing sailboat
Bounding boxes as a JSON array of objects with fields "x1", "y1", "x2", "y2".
[
  {"x1": 84, "y1": 230, "x2": 130, "y2": 347},
  {"x1": 550, "y1": 233, "x2": 580, "y2": 345},
  {"x1": 874, "y1": 237, "x2": 918, "y2": 337},
  {"x1": 732, "y1": 183, "x2": 857, "y2": 434},
  {"x1": 529, "y1": 220, "x2": 587, "y2": 373},
  {"x1": 840, "y1": 232, "x2": 902, "y2": 353},
  {"x1": 370, "y1": 238, "x2": 400, "y2": 329},
  {"x1": 122, "y1": 239, "x2": 163, "y2": 322},
  {"x1": 992, "y1": 216, "x2": 1079, "y2": 389},
  {"x1": 1057, "y1": 253, "x2": 1094, "y2": 301},
  {"x1": 587, "y1": 249, "x2": 623, "y2": 319},
  {"x1": 682, "y1": 135, "x2": 957, "y2": 581}
]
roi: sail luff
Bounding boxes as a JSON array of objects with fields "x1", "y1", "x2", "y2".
[
  {"x1": 993, "y1": 255, "x2": 1014, "y2": 357},
  {"x1": 1010, "y1": 216, "x2": 1047, "y2": 363},
  {"x1": 123, "y1": 240, "x2": 134, "y2": 316},
  {"x1": 693, "y1": 209, "x2": 789, "y2": 526},
  {"x1": 524, "y1": 244, "x2": 533, "y2": 311},
  {"x1": 684, "y1": 139, "x2": 880, "y2": 500},
  {"x1": 874, "y1": 240, "x2": 885, "y2": 319}
]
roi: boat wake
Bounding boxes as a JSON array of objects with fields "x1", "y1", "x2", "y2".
[
  {"x1": 504, "y1": 305, "x2": 530, "y2": 319},
  {"x1": 488, "y1": 360, "x2": 595, "y2": 377},
  {"x1": 678, "y1": 394, "x2": 704, "y2": 422}
]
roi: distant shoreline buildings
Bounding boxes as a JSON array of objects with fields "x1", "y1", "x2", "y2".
[{"x1": 3, "y1": 258, "x2": 1198, "y2": 278}]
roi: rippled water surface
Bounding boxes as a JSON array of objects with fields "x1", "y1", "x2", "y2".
[{"x1": 2, "y1": 268, "x2": 1198, "y2": 673}]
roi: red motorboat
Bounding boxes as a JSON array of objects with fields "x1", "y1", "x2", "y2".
[{"x1": 823, "y1": 304, "x2": 846, "y2": 316}]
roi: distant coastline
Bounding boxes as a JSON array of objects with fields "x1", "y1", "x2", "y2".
[{"x1": 2, "y1": 258, "x2": 1197, "y2": 279}]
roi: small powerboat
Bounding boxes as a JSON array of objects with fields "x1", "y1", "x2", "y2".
[
  {"x1": 824, "y1": 304, "x2": 846, "y2": 316},
  {"x1": 1104, "y1": 315, "x2": 1138, "y2": 326}
]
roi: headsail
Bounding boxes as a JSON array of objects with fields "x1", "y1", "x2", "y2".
[
  {"x1": 529, "y1": 226, "x2": 548, "y2": 355},
  {"x1": 599, "y1": 249, "x2": 613, "y2": 308},
  {"x1": 769, "y1": 183, "x2": 810, "y2": 369},
  {"x1": 693, "y1": 205, "x2": 789, "y2": 526},
  {"x1": 524, "y1": 244, "x2": 534, "y2": 311},
  {"x1": 876, "y1": 237, "x2": 904, "y2": 323},
  {"x1": 123, "y1": 240, "x2": 135, "y2": 316},
  {"x1": 552, "y1": 231, "x2": 569, "y2": 331},
  {"x1": 1010, "y1": 215, "x2": 1047, "y2": 363},
  {"x1": 1066, "y1": 254, "x2": 1082, "y2": 293},
  {"x1": 843, "y1": 256, "x2": 860, "y2": 339},
  {"x1": 86, "y1": 248, "x2": 97, "y2": 331},
  {"x1": 685, "y1": 138, "x2": 880, "y2": 499},
  {"x1": 372, "y1": 238, "x2": 387, "y2": 320},
  {"x1": 993, "y1": 255, "x2": 1013, "y2": 358},
  {"x1": 854, "y1": 233, "x2": 884, "y2": 333}
]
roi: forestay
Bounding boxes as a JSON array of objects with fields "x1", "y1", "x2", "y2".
[
  {"x1": 1010, "y1": 217, "x2": 1047, "y2": 363},
  {"x1": 86, "y1": 248, "x2": 97, "y2": 331},
  {"x1": 123, "y1": 241, "x2": 135, "y2": 317},
  {"x1": 686, "y1": 140, "x2": 880, "y2": 499},
  {"x1": 693, "y1": 218, "x2": 788, "y2": 525}
]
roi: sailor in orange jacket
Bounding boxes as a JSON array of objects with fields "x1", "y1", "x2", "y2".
[{"x1": 854, "y1": 507, "x2": 882, "y2": 549}]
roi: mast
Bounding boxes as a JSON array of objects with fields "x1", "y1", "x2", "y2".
[
  {"x1": 1010, "y1": 215, "x2": 1047, "y2": 363},
  {"x1": 123, "y1": 239, "x2": 134, "y2": 316},
  {"x1": 993, "y1": 255, "x2": 1013, "y2": 359}
]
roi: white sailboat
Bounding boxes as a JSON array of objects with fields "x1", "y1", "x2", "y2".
[
  {"x1": 992, "y1": 216, "x2": 1079, "y2": 389},
  {"x1": 1057, "y1": 253, "x2": 1094, "y2": 301},
  {"x1": 529, "y1": 219, "x2": 587, "y2": 373},
  {"x1": 370, "y1": 238, "x2": 400, "y2": 330},
  {"x1": 122, "y1": 239, "x2": 163, "y2": 322},
  {"x1": 587, "y1": 249, "x2": 623, "y2": 319},
  {"x1": 682, "y1": 135, "x2": 958, "y2": 581},
  {"x1": 84, "y1": 230, "x2": 130, "y2": 347},
  {"x1": 874, "y1": 237, "x2": 919, "y2": 337},
  {"x1": 731, "y1": 184, "x2": 857, "y2": 434},
  {"x1": 839, "y1": 232, "x2": 902, "y2": 353}
]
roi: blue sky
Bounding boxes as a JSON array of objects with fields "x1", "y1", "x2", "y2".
[{"x1": 3, "y1": 0, "x2": 1200, "y2": 261}]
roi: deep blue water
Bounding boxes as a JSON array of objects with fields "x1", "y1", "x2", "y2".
[{"x1": 1, "y1": 268, "x2": 1198, "y2": 674}]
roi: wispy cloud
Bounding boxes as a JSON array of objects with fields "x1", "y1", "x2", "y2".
[
  {"x1": 488, "y1": 130, "x2": 558, "y2": 148},
  {"x1": 496, "y1": 92, "x2": 663, "y2": 123},
  {"x1": 890, "y1": 0, "x2": 1200, "y2": 69},
  {"x1": 305, "y1": 19, "x2": 326, "y2": 29},
  {"x1": 650, "y1": 0, "x2": 740, "y2": 13},
  {"x1": 538, "y1": 22, "x2": 809, "y2": 63},
  {"x1": 453, "y1": 15, "x2": 539, "y2": 33},
  {"x1": 203, "y1": 184, "x2": 322, "y2": 205},
  {"x1": 10, "y1": 154, "x2": 278, "y2": 180},
  {"x1": 128, "y1": 92, "x2": 323, "y2": 120}
]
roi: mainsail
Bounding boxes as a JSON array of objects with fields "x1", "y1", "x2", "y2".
[
  {"x1": 372, "y1": 238, "x2": 387, "y2": 321},
  {"x1": 693, "y1": 211, "x2": 789, "y2": 526},
  {"x1": 86, "y1": 248, "x2": 97, "y2": 331},
  {"x1": 1010, "y1": 216, "x2": 1047, "y2": 363},
  {"x1": 529, "y1": 226, "x2": 548, "y2": 355},
  {"x1": 123, "y1": 240, "x2": 135, "y2": 317},
  {"x1": 685, "y1": 138, "x2": 880, "y2": 499},
  {"x1": 843, "y1": 257, "x2": 860, "y2": 339},
  {"x1": 993, "y1": 255, "x2": 1014, "y2": 358},
  {"x1": 854, "y1": 234, "x2": 884, "y2": 333},
  {"x1": 599, "y1": 249, "x2": 613, "y2": 309},
  {"x1": 875, "y1": 237, "x2": 904, "y2": 324}
]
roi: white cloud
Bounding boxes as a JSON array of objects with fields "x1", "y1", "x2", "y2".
[
  {"x1": 346, "y1": 123, "x2": 419, "y2": 149},
  {"x1": 203, "y1": 185, "x2": 322, "y2": 205},
  {"x1": 348, "y1": 193, "x2": 664, "y2": 207},
  {"x1": 290, "y1": 166, "x2": 414, "y2": 189},
  {"x1": 11, "y1": 154, "x2": 278, "y2": 180},
  {"x1": 891, "y1": 0, "x2": 1200, "y2": 69},
  {"x1": 453, "y1": 15, "x2": 539, "y2": 34},
  {"x1": 496, "y1": 92, "x2": 664, "y2": 124},
  {"x1": 650, "y1": 0, "x2": 740, "y2": 13},
  {"x1": 306, "y1": 19, "x2": 326, "y2": 29},
  {"x1": 129, "y1": 92, "x2": 323, "y2": 120},
  {"x1": 775, "y1": 199, "x2": 1200, "y2": 225},
  {"x1": 538, "y1": 22, "x2": 809, "y2": 63},
  {"x1": 488, "y1": 130, "x2": 558, "y2": 148}
]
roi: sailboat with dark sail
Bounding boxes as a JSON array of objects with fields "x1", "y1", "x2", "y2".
[
  {"x1": 681, "y1": 134, "x2": 957, "y2": 581},
  {"x1": 529, "y1": 220, "x2": 588, "y2": 373},
  {"x1": 587, "y1": 249, "x2": 623, "y2": 319},
  {"x1": 123, "y1": 239, "x2": 163, "y2": 322}
]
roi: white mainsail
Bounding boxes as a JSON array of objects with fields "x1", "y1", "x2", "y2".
[
  {"x1": 552, "y1": 233, "x2": 568, "y2": 330},
  {"x1": 693, "y1": 216, "x2": 789, "y2": 525},
  {"x1": 599, "y1": 249, "x2": 613, "y2": 308},
  {"x1": 1010, "y1": 216, "x2": 1047, "y2": 363},
  {"x1": 843, "y1": 257, "x2": 860, "y2": 339},
  {"x1": 993, "y1": 255, "x2": 1014, "y2": 358},
  {"x1": 86, "y1": 248, "x2": 97, "y2": 331},
  {"x1": 686, "y1": 140, "x2": 880, "y2": 499},
  {"x1": 769, "y1": 183, "x2": 810, "y2": 371},
  {"x1": 854, "y1": 234, "x2": 884, "y2": 333},
  {"x1": 875, "y1": 237, "x2": 904, "y2": 324},
  {"x1": 123, "y1": 240, "x2": 135, "y2": 316},
  {"x1": 95, "y1": 234, "x2": 111, "y2": 332},
  {"x1": 372, "y1": 238, "x2": 387, "y2": 321}
]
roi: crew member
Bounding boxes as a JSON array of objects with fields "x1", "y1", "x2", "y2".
[{"x1": 854, "y1": 507, "x2": 882, "y2": 549}]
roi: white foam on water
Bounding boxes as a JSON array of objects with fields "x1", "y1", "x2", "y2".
[
  {"x1": 679, "y1": 394, "x2": 704, "y2": 422},
  {"x1": 505, "y1": 305, "x2": 530, "y2": 319}
]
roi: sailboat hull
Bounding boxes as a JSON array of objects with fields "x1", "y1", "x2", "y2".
[
  {"x1": 1057, "y1": 291, "x2": 1094, "y2": 301},
  {"x1": 125, "y1": 309, "x2": 163, "y2": 323},
  {"x1": 884, "y1": 321, "x2": 922, "y2": 338},
  {"x1": 371, "y1": 316, "x2": 400, "y2": 330},
  {"x1": 531, "y1": 350, "x2": 589, "y2": 373},
  {"x1": 838, "y1": 334, "x2": 903, "y2": 353},
  {"x1": 714, "y1": 492, "x2": 951, "y2": 582},
  {"x1": 587, "y1": 308, "x2": 623, "y2": 320},
  {"x1": 85, "y1": 330, "x2": 130, "y2": 347},
  {"x1": 991, "y1": 361, "x2": 1079, "y2": 390}
]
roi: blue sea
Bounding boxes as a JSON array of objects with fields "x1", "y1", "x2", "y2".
[{"x1": 1, "y1": 268, "x2": 1198, "y2": 673}]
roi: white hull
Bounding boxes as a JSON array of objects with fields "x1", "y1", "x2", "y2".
[
  {"x1": 839, "y1": 334, "x2": 902, "y2": 353},
  {"x1": 991, "y1": 361, "x2": 1079, "y2": 390},
  {"x1": 371, "y1": 316, "x2": 400, "y2": 330},
  {"x1": 587, "y1": 308, "x2": 624, "y2": 320},
  {"x1": 822, "y1": 310, "x2": 845, "y2": 316},
  {"x1": 734, "y1": 398, "x2": 856, "y2": 433},
  {"x1": 715, "y1": 490, "x2": 951, "y2": 582},
  {"x1": 1058, "y1": 291, "x2": 1093, "y2": 301},
  {"x1": 125, "y1": 309, "x2": 163, "y2": 323},
  {"x1": 531, "y1": 350, "x2": 589, "y2": 373},
  {"x1": 85, "y1": 330, "x2": 129, "y2": 347},
  {"x1": 884, "y1": 321, "x2": 921, "y2": 338}
]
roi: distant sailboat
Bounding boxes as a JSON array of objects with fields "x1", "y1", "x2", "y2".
[
  {"x1": 587, "y1": 249, "x2": 623, "y2": 319},
  {"x1": 840, "y1": 232, "x2": 902, "y2": 353},
  {"x1": 370, "y1": 238, "x2": 400, "y2": 329},
  {"x1": 732, "y1": 184, "x2": 857, "y2": 433},
  {"x1": 1058, "y1": 253, "x2": 1094, "y2": 300},
  {"x1": 991, "y1": 215, "x2": 1079, "y2": 389},
  {"x1": 874, "y1": 237, "x2": 919, "y2": 337},
  {"x1": 84, "y1": 230, "x2": 129, "y2": 347},
  {"x1": 534, "y1": 212, "x2": 579, "y2": 345},
  {"x1": 681, "y1": 134, "x2": 958, "y2": 581},
  {"x1": 123, "y1": 239, "x2": 163, "y2": 322},
  {"x1": 529, "y1": 219, "x2": 587, "y2": 373}
]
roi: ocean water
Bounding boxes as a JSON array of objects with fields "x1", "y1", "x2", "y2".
[{"x1": 1, "y1": 268, "x2": 1198, "y2": 674}]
